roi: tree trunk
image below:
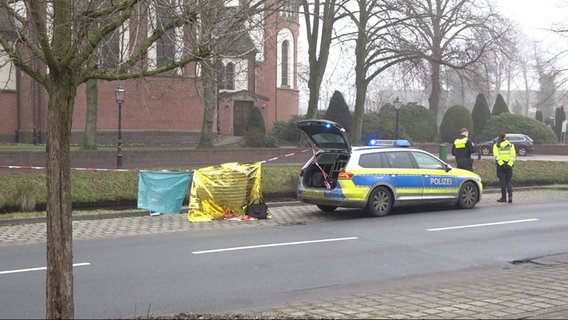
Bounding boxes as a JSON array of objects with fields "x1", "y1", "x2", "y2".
[
  {"x1": 351, "y1": 2, "x2": 368, "y2": 145},
  {"x1": 352, "y1": 82, "x2": 367, "y2": 144},
  {"x1": 83, "y1": 79, "x2": 98, "y2": 150},
  {"x1": 428, "y1": 61, "x2": 441, "y2": 123},
  {"x1": 198, "y1": 59, "x2": 215, "y2": 149},
  {"x1": 45, "y1": 84, "x2": 75, "y2": 319},
  {"x1": 306, "y1": 68, "x2": 323, "y2": 119},
  {"x1": 302, "y1": 0, "x2": 336, "y2": 119}
]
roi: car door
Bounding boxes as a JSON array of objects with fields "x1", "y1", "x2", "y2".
[
  {"x1": 411, "y1": 151, "x2": 457, "y2": 200},
  {"x1": 383, "y1": 150, "x2": 423, "y2": 201}
]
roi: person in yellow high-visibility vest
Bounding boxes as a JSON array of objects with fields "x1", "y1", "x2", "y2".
[
  {"x1": 451, "y1": 128, "x2": 476, "y2": 171},
  {"x1": 493, "y1": 132, "x2": 517, "y2": 203}
]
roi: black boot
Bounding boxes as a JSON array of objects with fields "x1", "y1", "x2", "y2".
[
  {"x1": 508, "y1": 195, "x2": 512, "y2": 203},
  {"x1": 497, "y1": 191, "x2": 506, "y2": 202}
]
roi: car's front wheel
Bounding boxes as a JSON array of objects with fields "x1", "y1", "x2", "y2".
[
  {"x1": 517, "y1": 146, "x2": 527, "y2": 156},
  {"x1": 366, "y1": 186, "x2": 392, "y2": 217},
  {"x1": 456, "y1": 181, "x2": 478, "y2": 209},
  {"x1": 317, "y1": 205, "x2": 337, "y2": 212},
  {"x1": 480, "y1": 146, "x2": 491, "y2": 156}
]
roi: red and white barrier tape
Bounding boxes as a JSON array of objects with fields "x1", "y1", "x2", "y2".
[
  {"x1": 0, "y1": 165, "x2": 131, "y2": 172},
  {"x1": 259, "y1": 149, "x2": 310, "y2": 164},
  {"x1": 1, "y1": 149, "x2": 310, "y2": 171}
]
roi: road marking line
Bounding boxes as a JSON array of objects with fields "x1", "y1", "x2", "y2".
[
  {"x1": 192, "y1": 237, "x2": 359, "y2": 255},
  {"x1": 0, "y1": 262, "x2": 91, "y2": 275},
  {"x1": 427, "y1": 219, "x2": 539, "y2": 231}
]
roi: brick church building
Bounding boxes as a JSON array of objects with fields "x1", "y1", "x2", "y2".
[{"x1": 0, "y1": 1, "x2": 299, "y2": 146}]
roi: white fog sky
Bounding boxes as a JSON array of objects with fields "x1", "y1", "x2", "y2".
[{"x1": 496, "y1": 0, "x2": 568, "y2": 43}]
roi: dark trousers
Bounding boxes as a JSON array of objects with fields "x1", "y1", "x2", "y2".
[
  {"x1": 496, "y1": 164, "x2": 513, "y2": 199},
  {"x1": 456, "y1": 158, "x2": 474, "y2": 171}
]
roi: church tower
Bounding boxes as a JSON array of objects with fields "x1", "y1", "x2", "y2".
[{"x1": 255, "y1": 0, "x2": 300, "y2": 130}]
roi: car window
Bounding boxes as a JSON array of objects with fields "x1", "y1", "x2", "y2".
[
  {"x1": 411, "y1": 151, "x2": 445, "y2": 170},
  {"x1": 385, "y1": 151, "x2": 414, "y2": 169},
  {"x1": 359, "y1": 152, "x2": 387, "y2": 168},
  {"x1": 317, "y1": 153, "x2": 338, "y2": 165},
  {"x1": 311, "y1": 133, "x2": 346, "y2": 148}
]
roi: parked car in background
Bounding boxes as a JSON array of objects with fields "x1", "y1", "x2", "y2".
[
  {"x1": 295, "y1": 119, "x2": 483, "y2": 217},
  {"x1": 477, "y1": 134, "x2": 535, "y2": 156}
]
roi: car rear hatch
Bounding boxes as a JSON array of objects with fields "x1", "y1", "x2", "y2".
[{"x1": 295, "y1": 119, "x2": 351, "y2": 154}]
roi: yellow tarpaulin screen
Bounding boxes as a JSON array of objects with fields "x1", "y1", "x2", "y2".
[{"x1": 187, "y1": 162, "x2": 267, "y2": 222}]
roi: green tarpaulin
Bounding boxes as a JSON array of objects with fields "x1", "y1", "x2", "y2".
[{"x1": 137, "y1": 170, "x2": 192, "y2": 214}]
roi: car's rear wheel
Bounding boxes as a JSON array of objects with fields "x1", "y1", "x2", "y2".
[
  {"x1": 517, "y1": 146, "x2": 527, "y2": 156},
  {"x1": 366, "y1": 186, "x2": 392, "y2": 217},
  {"x1": 480, "y1": 146, "x2": 491, "y2": 156},
  {"x1": 457, "y1": 181, "x2": 478, "y2": 209},
  {"x1": 317, "y1": 205, "x2": 337, "y2": 212}
]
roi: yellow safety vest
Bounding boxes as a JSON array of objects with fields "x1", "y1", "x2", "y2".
[
  {"x1": 493, "y1": 141, "x2": 516, "y2": 166},
  {"x1": 453, "y1": 137, "x2": 468, "y2": 149}
]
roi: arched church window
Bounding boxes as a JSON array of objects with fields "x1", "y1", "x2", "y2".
[
  {"x1": 281, "y1": 40, "x2": 289, "y2": 87},
  {"x1": 215, "y1": 61, "x2": 225, "y2": 90},
  {"x1": 226, "y1": 62, "x2": 235, "y2": 90}
]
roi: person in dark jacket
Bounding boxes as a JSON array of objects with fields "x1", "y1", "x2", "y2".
[{"x1": 451, "y1": 128, "x2": 476, "y2": 171}]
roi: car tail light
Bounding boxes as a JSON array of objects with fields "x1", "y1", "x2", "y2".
[
  {"x1": 299, "y1": 169, "x2": 304, "y2": 177},
  {"x1": 338, "y1": 172, "x2": 353, "y2": 180}
]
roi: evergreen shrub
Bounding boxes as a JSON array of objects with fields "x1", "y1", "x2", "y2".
[
  {"x1": 439, "y1": 105, "x2": 473, "y2": 143},
  {"x1": 492, "y1": 93, "x2": 510, "y2": 115},
  {"x1": 477, "y1": 113, "x2": 558, "y2": 144},
  {"x1": 324, "y1": 90, "x2": 353, "y2": 133},
  {"x1": 244, "y1": 106, "x2": 277, "y2": 147},
  {"x1": 471, "y1": 93, "x2": 491, "y2": 141}
]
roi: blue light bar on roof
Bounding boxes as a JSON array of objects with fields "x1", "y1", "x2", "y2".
[
  {"x1": 394, "y1": 139, "x2": 411, "y2": 147},
  {"x1": 367, "y1": 138, "x2": 411, "y2": 147}
]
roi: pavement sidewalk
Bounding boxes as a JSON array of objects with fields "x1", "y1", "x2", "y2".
[{"x1": 1, "y1": 188, "x2": 568, "y2": 319}]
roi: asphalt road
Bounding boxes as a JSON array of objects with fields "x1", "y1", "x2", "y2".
[{"x1": 1, "y1": 200, "x2": 568, "y2": 319}]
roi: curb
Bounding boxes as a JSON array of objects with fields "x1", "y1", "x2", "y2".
[
  {"x1": 2, "y1": 185, "x2": 566, "y2": 226},
  {"x1": 0, "y1": 200, "x2": 307, "y2": 226}
]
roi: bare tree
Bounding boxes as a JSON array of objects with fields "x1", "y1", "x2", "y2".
[
  {"x1": 0, "y1": 0, "x2": 245, "y2": 317},
  {"x1": 505, "y1": 36, "x2": 539, "y2": 116},
  {"x1": 341, "y1": 0, "x2": 419, "y2": 143},
  {"x1": 535, "y1": 52, "x2": 559, "y2": 119},
  {"x1": 458, "y1": 20, "x2": 519, "y2": 108},
  {"x1": 390, "y1": 0, "x2": 511, "y2": 121},
  {"x1": 441, "y1": 25, "x2": 519, "y2": 112},
  {"x1": 301, "y1": 0, "x2": 346, "y2": 119}
]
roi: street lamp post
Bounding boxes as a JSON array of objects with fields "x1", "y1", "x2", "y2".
[
  {"x1": 115, "y1": 86, "x2": 126, "y2": 169},
  {"x1": 394, "y1": 97, "x2": 402, "y2": 140}
]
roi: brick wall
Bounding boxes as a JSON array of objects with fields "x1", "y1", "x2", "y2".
[{"x1": 0, "y1": 91, "x2": 17, "y2": 143}]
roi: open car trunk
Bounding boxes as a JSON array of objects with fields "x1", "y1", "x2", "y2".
[{"x1": 302, "y1": 152, "x2": 350, "y2": 189}]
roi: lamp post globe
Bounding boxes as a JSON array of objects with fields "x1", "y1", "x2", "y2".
[
  {"x1": 394, "y1": 97, "x2": 402, "y2": 140},
  {"x1": 115, "y1": 86, "x2": 126, "y2": 169}
]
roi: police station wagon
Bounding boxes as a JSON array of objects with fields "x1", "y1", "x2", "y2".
[{"x1": 296, "y1": 119, "x2": 483, "y2": 217}]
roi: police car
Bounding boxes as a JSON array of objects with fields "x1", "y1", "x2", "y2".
[{"x1": 296, "y1": 119, "x2": 483, "y2": 217}]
